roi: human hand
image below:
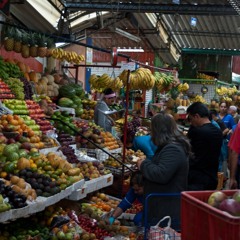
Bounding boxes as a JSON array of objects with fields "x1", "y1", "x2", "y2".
[
  {"x1": 229, "y1": 179, "x2": 238, "y2": 189},
  {"x1": 108, "y1": 216, "x2": 115, "y2": 225},
  {"x1": 137, "y1": 159, "x2": 144, "y2": 169}
]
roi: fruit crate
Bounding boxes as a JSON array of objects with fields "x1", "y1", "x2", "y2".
[{"x1": 181, "y1": 190, "x2": 240, "y2": 240}]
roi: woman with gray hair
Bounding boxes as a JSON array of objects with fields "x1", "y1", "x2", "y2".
[{"x1": 229, "y1": 105, "x2": 240, "y2": 124}]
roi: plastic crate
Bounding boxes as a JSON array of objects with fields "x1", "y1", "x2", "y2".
[{"x1": 181, "y1": 190, "x2": 240, "y2": 240}]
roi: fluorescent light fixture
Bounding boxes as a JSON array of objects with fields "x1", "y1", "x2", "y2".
[
  {"x1": 114, "y1": 27, "x2": 141, "y2": 42},
  {"x1": 169, "y1": 42, "x2": 181, "y2": 62},
  {"x1": 157, "y1": 21, "x2": 169, "y2": 44},
  {"x1": 190, "y1": 17, "x2": 197, "y2": 27},
  {"x1": 117, "y1": 47, "x2": 144, "y2": 52}
]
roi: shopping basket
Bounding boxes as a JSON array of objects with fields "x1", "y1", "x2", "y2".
[{"x1": 144, "y1": 193, "x2": 181, "y2": 240}]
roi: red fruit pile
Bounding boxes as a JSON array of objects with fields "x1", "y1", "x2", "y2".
[{"x1": 78, "y1": 215, "x2": 111, "y2": 240}]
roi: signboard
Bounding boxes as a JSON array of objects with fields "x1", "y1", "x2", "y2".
[{"x1": 121, "y1": 61, "x2": 136, "y2": 71}]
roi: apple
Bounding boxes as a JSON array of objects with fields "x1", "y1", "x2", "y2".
[
  {"x1": 207, "y1": 191, "x2": 227, "y2": 208},
  {"x1": 64, "y1": 232, "x2": 73, "y2": 240},
  {"x1": 0, "y1": 135, "x2": 7, "y2": 144},
  {"x1": 56, "y1": 230, "x2": 65, "y2": 240},
  {"x1": 219, "y1": 198, "x2": 240, "y2": 216},
  {"x1": 233, "y1": 190, "x2": 240, "y2": 203}
]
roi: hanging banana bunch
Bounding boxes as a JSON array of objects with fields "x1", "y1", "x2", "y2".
[
  {"x1": 154, "y1": 72, "x2": 175, "y2": 92},
  {"x1": 89, "y1": 73, "x2": 123, "y2": 92},
  {"x1": 109, "y1": 77, "x2": 123, "y2": 92},
  {"x1": 118, "y1": 67, "x2": 155, "y2": 90},
  {"x1": 177, "y1": 83, "x2": 189, "y2": 92},
  {"x1": 51, "y1": 48, "x2": 85, "y2": 64}
]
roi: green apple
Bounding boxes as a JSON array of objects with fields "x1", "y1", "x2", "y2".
[{"x1": 57, "y1": 231, "x2": 66, "y2": 239}]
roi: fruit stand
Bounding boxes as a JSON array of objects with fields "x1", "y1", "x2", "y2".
[{"x1": 2, "y1": 16, "x2": 240, "y2": 240}]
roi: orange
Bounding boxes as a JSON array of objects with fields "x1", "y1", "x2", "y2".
[
  {"x1": 28, "y1": 130, "x2": 35, "y2": 137},
  {"x1": 30, "y1": 163, "x2": 37, "y2": 168},
  {"x1": 1, "y1": 120, "x2": 8, "y2": 127},
  {"x1": 0, "y1": 172, "x2": 7, "y2": 178},
  {"x1": 10, "y1": 119, "x2": 19, "y2": 125},
  {"x1": 6, "y1": 114, "x2": 13, "y2": 122},
  {"x1": 62, "y1": 224, "x2": 68, "y2": 233},
  {"x1": 13, "y1": 115, "x2": 20, "y2": 120},
  {"x1": 1, "y1": 115, "x2": 7, "y2": 120}
]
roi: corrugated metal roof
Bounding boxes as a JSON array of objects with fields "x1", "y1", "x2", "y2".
[{"x1": 7, "y1": 0, "x2": 240, "y2": 64}]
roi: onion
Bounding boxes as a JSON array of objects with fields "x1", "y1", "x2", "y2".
[{"x1": 219, "y1": 198, "x2": 240, "y2": 216}]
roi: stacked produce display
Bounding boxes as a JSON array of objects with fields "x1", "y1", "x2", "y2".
[
  {"x1": 0, "y1": 51, "x2": 153, "y2": 239},
  {"x1": 4, "y1": 35, "x2": 239, "y2": 240}
]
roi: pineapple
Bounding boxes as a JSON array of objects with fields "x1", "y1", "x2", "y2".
[
  {"x1": 21, "y1": 32, "x2": 30, "y2": 58},
  {"x1": 13, "y1": 29, "x2": 22, "y2": 53},
  {"x1": 3, "y1": 26, "x2": 15, "y2": 51},
  {"x1": 46, "y1": 37, "x2": 55, "y2": 57},
  {"x1": 37, "y1": 34, "x2": 47, "y2": 57},
  {"x1": 29, "y1": 32, "x2": 38, "y2": 57}
]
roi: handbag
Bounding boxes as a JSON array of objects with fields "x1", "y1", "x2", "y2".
[{"x1": 148, "y1": 216, "x2": 181, "y2": 240}]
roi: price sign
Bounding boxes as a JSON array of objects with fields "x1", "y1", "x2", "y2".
[{"x1": 107, "y1": 177, "x2": 112, "y2": 183}]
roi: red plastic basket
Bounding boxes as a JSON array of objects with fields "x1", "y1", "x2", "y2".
[{"x1": 181, "y1": 190, "x2": 240, "y2": 240}]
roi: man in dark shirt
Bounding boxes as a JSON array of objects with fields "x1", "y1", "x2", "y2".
[{"x1": 187, "y1": 102, "x2": 223, "y2": 190}]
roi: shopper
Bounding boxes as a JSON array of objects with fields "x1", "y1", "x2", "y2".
[
  {"x1": 133, "y1": 129, "x2": 157, "y2": 160},
  {"x1": 136, "y1": 112, "x2": 190, "y2": 230},
  {"x1": 228, "y1": 105, "x2": 240, "y2": 124},
  {"x1": 187, "y1": 102, "x2": 223, "y2": 190},
  {"x1": 209, "y1": 109, "x2": 229, "y2": 136},
  {"x1": 94, "y1": 88, "x2": 116, "y2": 132},
  {"x1": 219, "y1": 101, "x2": 235, "y2": 132},
  {"x1": 228, "y1": 123, "x2": 240, "y2": 189},
  {"x1": 108, "y1": 171, "x2": 144, "y2": 226},
  {"x1": 209, "y1": 109, "x2": 229, "y2": 174}
]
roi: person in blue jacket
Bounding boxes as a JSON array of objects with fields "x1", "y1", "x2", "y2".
[
  {"x1": 108, "y1": 171, "x2": 144, "y2": 226},
  {"x1": 133, "y1": 134, "x2": 157, "y2": 160}
]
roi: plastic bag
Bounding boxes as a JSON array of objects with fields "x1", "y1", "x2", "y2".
[
  {"x1": 148, "y1": 216, "x2": 181, "y2": 240},
  {"x1": 50, "y1": 220, "x2": 83, "y2": 240}
]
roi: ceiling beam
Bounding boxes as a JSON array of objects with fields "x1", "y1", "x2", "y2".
[
  {"x1": 47, "y1": 0, "x2": 63, "y2": 14},
  {"x1": 173, "y1": 30, "x2": 240, "y2": 37},
  {"x1": 65, "y1": 3, "x2": 237, "y2": 15}
]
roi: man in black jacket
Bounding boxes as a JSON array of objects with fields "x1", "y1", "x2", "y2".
[{"x1": 187, "y1": 102, "x2": 223, "y2": 190}]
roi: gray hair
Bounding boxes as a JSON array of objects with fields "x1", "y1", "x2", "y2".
[{"x1": 229, "y1": 105, "x2": 237, "y2": 112}]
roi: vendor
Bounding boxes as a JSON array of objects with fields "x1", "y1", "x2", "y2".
[
  {"x1": 94, "y1": 88, "x2": 116, "y2": 132},
  {"x1": 108, "y1": 171, "x2": 144, "y2": 226}
]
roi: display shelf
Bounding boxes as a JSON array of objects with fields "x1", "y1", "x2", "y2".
[
  {"x1": 0, "y1": 174, "x2": 114, "y2": 223},
  {"x1": 67, "y1": 173, "x2": 114, "y2": 201},
  {"x1": 66, "y1": 188, "x2": 87, "y2": 201},
  {"x1": 72, "y1": 179, "x2": 85, "y2": 191}
]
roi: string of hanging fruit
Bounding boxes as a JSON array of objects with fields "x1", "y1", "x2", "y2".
[{"x1": 1, "y1": 26, "x2": 85, "y2": 63}]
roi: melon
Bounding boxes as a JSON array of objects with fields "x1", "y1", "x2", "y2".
[
  {"x1": 18, "y1": 149, "x2": 29, "y2": 158},
  {"x1": 58, "y1": 97, "x2": 74, "y2": 107},
  {"x1": 3, "y1": 144, "x2": 19, "y2": 156},
  {"x1": 7, "y1": 152, "x2": 19, "y2": 162}
]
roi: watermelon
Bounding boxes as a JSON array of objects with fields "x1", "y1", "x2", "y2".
[
  {"x1": 59, "y1": 85, "x2": 76, "y2": 98},
  {"x1": 7, "y1": 152, "x2": 19, "y2": 162},
  {"x1": 58, "y1": 97, "x2": 74, "y2": 107},
  {"x1": 18, "y1": 149, "x2": 28, "y2": 158},
  {"x1": 3, "y1": 144, "x2": 19, "y2": 156},
  {"x1": 3, "y1": 161, "x2": 16, "y2": 173}
]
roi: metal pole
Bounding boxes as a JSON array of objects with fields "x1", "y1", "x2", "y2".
[{"x1": 121, "y1": 69, "x2": 131, "y2": 197}]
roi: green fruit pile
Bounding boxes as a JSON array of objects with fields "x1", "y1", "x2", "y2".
[
  {"x1": 4, "y1": 78, "x2": 24, "y2": 100},
  {"x1": 51, "y1": 111, "x2": 78, "y2": 136}
]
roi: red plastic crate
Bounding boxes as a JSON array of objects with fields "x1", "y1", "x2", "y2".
[{"x1": 181, "y1": 190, "x2": 240, "y2": 240}]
